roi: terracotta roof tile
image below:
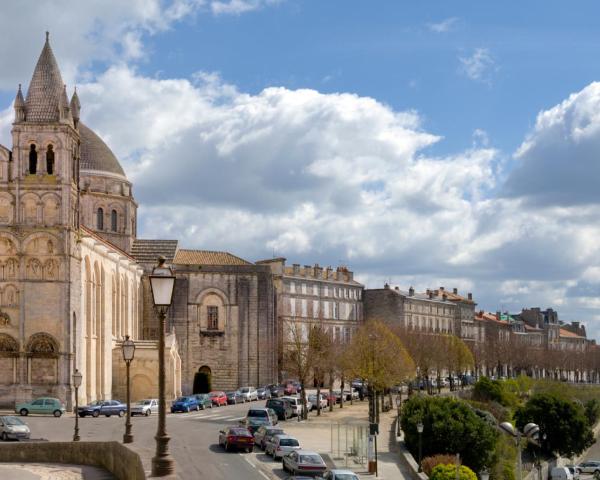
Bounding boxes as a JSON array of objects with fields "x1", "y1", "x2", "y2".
[{"x1": 174, "y1": 249, "x2": 251, "y2": 266}]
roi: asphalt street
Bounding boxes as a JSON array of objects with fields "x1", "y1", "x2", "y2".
[{"x1": 2, "y1": 400, "x2": 299, "y2": 479}]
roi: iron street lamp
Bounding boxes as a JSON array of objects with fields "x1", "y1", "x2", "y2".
[
  {"x1": 499, "y1": 421, "x2": 539, "y2": 480},
  {"x1": 417, "y1": 420, "x2": 424, "y2": 473},
  {"x1": 122, "y1": 335, "x2": 136, "y2": 444},
  {"x1": 480, "y1": 469, "x2": 490, "y2": 480},
  {"x1": 395, "y1": 394, "x2": 402, "y2": 436},
  {"x1": 150, "y1": 256, "x2": 176, "y2": 477},
  {"x1": 72, "y1": 369, "x2": 82, "y2": 442}
]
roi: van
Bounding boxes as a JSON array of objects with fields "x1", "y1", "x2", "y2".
[{"x1": 551, "y1": 467, "x2": 574, "y2": 480}]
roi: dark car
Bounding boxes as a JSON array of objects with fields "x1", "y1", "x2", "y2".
[
  {"x1": 219, "y1": 426, "x2": 255, "y2": 452},
  {"x1": 171, "y1": 396, "x2": 200, "y2": 413},
  {"x1": 266, "y1": 398, "x2": 293, "y2": 420},
  {"x1": 193, "y1": 394, "x2": 213, "y2": 410},
  {"x1": 257, "y1": 387, "x2": 272, "y2": 400},
  {"x1": 269, "y1": 384, "x2": 284, "y2": 398},
  {"x1": 78, "y1": 400, "x2": 126, "y2": 418},
  {"x1": 226, "y1": 391, "x2": 244, "y2": 405}
]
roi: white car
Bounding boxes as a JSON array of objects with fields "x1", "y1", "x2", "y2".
[
  {"x1": 282, "y1": 396, "x2": 312, "y2": 416},
  {"x1": 323, "y1": 470, "x2": 361, "y2": 480},
  {"x1": 308, "y1": 394, "x2": 328, "y2": 410},
  {"x1": 0, "y1": 416, "x2": 30, "y2": 441},
  {"x1": 131, "y1": 398, "x2": 159, "y2": 416},
  {"x1": 239, "y1": 387, "x2": 258, "y2": 402},
  {"x1": 265, "y1": 434, "x2": 301, "y2": 459},
  {"x1": 577, "y1": 461, "x2": 600, "y2": 475}
]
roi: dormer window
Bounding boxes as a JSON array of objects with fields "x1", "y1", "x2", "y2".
[
  {"x1": 29, "y1": 144, "x2": 37, "y2": 174},
  {"x1": 111, "y1": 210, "x2": 117, "y2": 232},
  {"x1": 46, "y1": 145, "x2": 54, "y2": 175},
  {"x1": 97, "y1": 207, "x2": 104, "y2": 230}
]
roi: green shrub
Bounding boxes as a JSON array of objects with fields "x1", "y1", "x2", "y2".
[
  {"x1": 430, "y1": 464, "x2": 477, "y2": 480},
  {"x1": 401, "y1": 395, "x2": 498, "y2": 472},
  {"x1": 473, "y1": 377, "x2": 517, "y2": 407},
  {"x1": 585, "y1": 399, "x2": 600, "y2": 426},
  {"x1": 421, "y1": 455, "x2": 458, "y2": 476},
  {"x1": 467, "y1": 399, "x2": 510, "y2": 422}
]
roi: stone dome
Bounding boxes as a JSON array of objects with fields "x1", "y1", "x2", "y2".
[{"x1": 79, "y1": 122, "x2": 126, "y2": 178}]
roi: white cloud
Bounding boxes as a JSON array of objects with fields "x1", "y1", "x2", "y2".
[
  {"x1": 458, "y1": 48, "x2": 496, "y2": 83},
  {"x1": 211, "y1": 0, "x2": 281, "y2": 15},
  {"x1": 427, "y1": 17, "x2": 459, "y2": 33}
]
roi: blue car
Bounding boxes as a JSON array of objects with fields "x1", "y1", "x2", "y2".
[
  {"x1": 171, "y1": 396, "x2": 200, "y2": 413},
  {"x1": 77, "y1": 400, "x2": 126, "y2": 418}
]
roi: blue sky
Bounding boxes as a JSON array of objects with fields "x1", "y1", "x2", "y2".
[{"x1": 2, "y1": 1, "x2": 600, "y2": 335}]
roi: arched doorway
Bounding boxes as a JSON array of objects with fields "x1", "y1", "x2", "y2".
[{"x1": 193, "y1": 366, "x2": 212, "y2": 394}]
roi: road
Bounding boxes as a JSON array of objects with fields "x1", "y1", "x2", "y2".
[{"x1": 4, "y1": 400, "x2": 298, "y2": 479}]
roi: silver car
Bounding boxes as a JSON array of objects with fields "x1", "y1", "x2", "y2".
[
  {"x1": 239, "y1": 387, "x2": 258, "y2": 402},
  {"x1": 0, "y1": 415, "x2": 30, "y2": 441},
  {"x1": 266, "y1": 434, "x2": 301, "y2": 460},
  {"x1": 282, "y1": 450, "x2": 327, "y2": 476},
  {"x1": 131, "y1": 398, "x2": 159, "y2": 416},
  {"x1": 323, "y1": 469, "x2": 361, "y2": 480},
  {"x1": 577, "y1": 461, "x2": 600, "y2": 475}
]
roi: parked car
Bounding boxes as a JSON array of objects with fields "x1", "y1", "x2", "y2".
[
  {"x1": 282, "y1": 450, "x2": 327, "y2": 476},
  {"x1": 351, "y1": 379, "x2": 364, "y2": 390},
  {"x1": 254, "y1": 425, "x2": 285, "y2": 450},
  {"x1": 266, "y1": 434, "x2": 301, "y2": 459},
  {"x1": 565, "y1": 466, "x2": 580, "y2": 480},
  {"x1": 226, "y1": 391, "x2": 244, "y2": 405},
  {"x1": 239, "y1": 386, "x2": 258, "y2": 402},
  {"x1": 246, "y1": 408, "x2": 278, "y2": 425},
  {"x1": 323, "y1": 470, "x2": 361, "y2": 480},
  {"x1": 0, "y1": 416, "x2": 30, "y2": 441},
  {"x1": 16, "y1": 397, "x2": 66, "y2": 417},
  {"x1": 551, "y1": 467, "x2": 574, "y2": 480},
  {"x1": 282, "y1": 396, "x2": 312, "y2": 416},
  {"x1": 78, "y1": 400, "x2": 126, "y2": 418},
  {"x1": 210, "y1": 391, "x2": 228, "y2": 407},
  {"x1": 284, "y1": 383, "x2": 298, "y2": 395},
  {"x1": 170, "y1": 396, "x2": 200, "y2": 413},
  {"x1": 266, "y1": 398, "x2": 294, "y2": 420},
  {"x1": 131, "y1": 399, "x2": 159, "y2": 417},
  {"x1": 308, "y1": 393, "x2": 328, "y2": 411},
  {"x1": 218, "y1": 426, "x2": 255, "y2": 452},
  {"x1": 257, "y1": 387, "x2": 272, "y2": 400},
  {"x1": 326, "y1": 391, "x2": 340, "y2": 405},
  {"x1": 577, "y1": 461, "x2": 600, "y2": 474},
  {"x1": 269, "y1": 384, "x2": 285, "y2": 398},
  {"x1": 193, "y1": 393, "x2": 213, "y2": 410}
]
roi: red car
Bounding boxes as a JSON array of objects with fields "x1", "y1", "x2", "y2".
[
  {"x1": 210, "y1": 391, "x2": 227, "y2": 407},
  {"x1": 219, "y1": 426, "x2": 255, "y2": 452},
  {"x1": 284, "y1": 383, "x2": 298, "y2": 395}
]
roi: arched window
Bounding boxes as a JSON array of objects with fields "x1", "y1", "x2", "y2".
[
  {"x1": 111, "y1": 210, "x2": 117, "y2": 232},
  {"x1": 29, "y1": 145, "x2": 37, "y2": 174},
  {"x1": 46, "y1": 145, "x2": 54, "y2": 175},
  {"x1": 97, "y1": 208, "x2": 104, "y2": 230}
]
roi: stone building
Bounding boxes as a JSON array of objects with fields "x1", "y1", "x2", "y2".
[{"x1": 257, "y1": 259, "x2": 363, "y2": 380}]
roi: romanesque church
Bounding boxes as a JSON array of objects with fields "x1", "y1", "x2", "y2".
[{"x1": 0, "y1": 34, "x2": 277, "y2": 408}]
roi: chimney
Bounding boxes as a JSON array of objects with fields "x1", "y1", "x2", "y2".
[
  {"x1": 428, "y1": 291, "x2": 433, "y2": 299},
  {"x1": 304, "y1": 265, "x2": 311, "y2": 276},
  {"x1": 394, "y1": 286, "x2": 400, "y2": 291},
  {"x1": 468, "y1": 293, "x2": 473, "y2": 301},
  {"x1": 409, "y1": 286, "x2": 414, "y2": 296},
  {"x1": 440, "y1": 286, "x2": 445, "y2": 291},
  {"x1": 442, "y1": 293, "x2": 448, "y2": 301},
  {"x1": 326, "y1": 267, "x2": 333, "y2": 279},
  {"x1": 293, "y1": 264, "x2": 300, "y2": 275},
  {"x1": 314, "y1": 264, "x2": 323, "y2": 279},
  {"x1": 496, "y1": 311, "x2": 501, "y2": 321},
  {"x1": 346, "y1": 270, "x2": 353, "y2": 281},
  {"x1": 384, "y1": 283, "x2": 390, "y2": 289},
  {"x1": 453, "y1": 288, "x2": 458, "y2": 294}
]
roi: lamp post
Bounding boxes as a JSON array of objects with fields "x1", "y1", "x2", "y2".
[
  {"x1": 395, "y1": 394, "x2": 402, "y2": 436},
  {"x1": 122, "y1": 335, "x2": 136, "y2": 444},
  {"x1": 72, "y1": 369, "x2": 82, "y2": 442},
  {"x1": 480, "y1": 469, "x2": 489, "y2": 480},
  {"x1": 417, "y1": 420, "x2": 424, "y2": 473},
  {"x1": 149, "y1": 256, "x2": 177, "y2": 477},
  {"x1": 499, "y1": 421, "x2": 539, "y2": 480}
]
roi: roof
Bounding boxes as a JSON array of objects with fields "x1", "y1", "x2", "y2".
[
  {"x1": 429, "y1": 288, "x2": 476, "y2": 305},
  {"x1": 174, "y1": 249, "x2": 252, "y2": 266},
  {"x1": 559, "y1": 328, "x2": 585, "y2": 339},
  {"x1": 80, "y1": 226, "x2": 136, "y2": 261},
  {"x1": 79, "y1": 122, "x2": 126, "y2": 178},
  {"x1": 25, "y1": 33, "x2": 64, "y2": 123},
  {"x1": 131, "y1": 239, "x2": 179, "y2": 264}
]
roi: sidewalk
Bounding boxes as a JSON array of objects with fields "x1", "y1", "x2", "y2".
[
  {"x1": 282, "y1": 399, "x2": 411, "y2": 480},
  {"x1": 0, "y1": 463, "x2": 115, "y2": 480}
]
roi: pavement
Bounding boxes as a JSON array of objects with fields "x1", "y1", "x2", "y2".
[{"x1": 0, "y1": 396, "x2": 410, "y2": 479}]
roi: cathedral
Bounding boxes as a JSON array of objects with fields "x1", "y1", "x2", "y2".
[{"x1": 0, "y1": 34, "x2": 277, "y2": 408}]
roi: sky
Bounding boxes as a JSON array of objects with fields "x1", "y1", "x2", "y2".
[{"x1": 1, "y1": 1, "x2": 600, "y2": 336}]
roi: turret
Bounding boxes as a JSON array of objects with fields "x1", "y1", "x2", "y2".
[
  {"x1": 14, "y1": 84, "x2": 25, "y2": 122},
  {"x1": 70, "y1": 88, "x2": 81, "y2": 128},
  {"x1": 59, "y1": 84, "x2": 72, "y2": 124}
]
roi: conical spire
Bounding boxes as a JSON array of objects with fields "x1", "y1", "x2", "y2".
[
  {"x1": 25, "y1": 32, "x2": 65, "y2": 123},
  {"x1": 14, "y1": 84, "x2": 25, "y2": 122},
  {"x1": 70, "y1": 87, "x2": 81, "y2": 127}
]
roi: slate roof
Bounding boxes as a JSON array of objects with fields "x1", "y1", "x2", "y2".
[
  {"x1": 131, "y1": 240, "x2": 179, "y2": 264},
  {"x1": 25, "y1": 33, "x2": 64, "y2": 123},
  {"x1": 80, "y1": 123, "x2": 126, "y2": 177},
  {"x1": 174, "y1": 249, "x2": 252, "y2": 266}
]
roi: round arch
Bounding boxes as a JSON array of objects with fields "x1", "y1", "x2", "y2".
[{"x1": 193, "y1": 366, "x2": 212, "y2": 394}]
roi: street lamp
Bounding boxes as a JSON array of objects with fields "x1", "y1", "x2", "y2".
[
  {"x1": 122, "y1": 335, "x2": 136, "y2": 444},
  {"x1": 72, "y1": 369, "x2": 82, "y2": 442},
  {"x1": 480, "y1": 469, "x2": 490, "y2": 480},
  {"x1": 417, "y1": 420, "x2": 424, "y2": 473},
  {"x1": 395, "y1": 394, "x2": 402, "y2": 436},
  {"x1": 149, "y1": 256, "x2": 176, "y2": 477},
  {"x1": 499, "y1": 421, "x2": 539, "y2": 480}
]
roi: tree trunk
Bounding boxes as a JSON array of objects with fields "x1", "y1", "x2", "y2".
[
  {"x1": 316, "y1": 370, "x2": 321, "y2": 416},
  {"x1": 340, "y1": 374, "x2": 345, "y2": 409},
  {"x1": 329, "y1": 371, "x2": 334, "y2": 412},
  {"x1": 300, "y1": 380, "x2": 308, "y2": 420}
]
